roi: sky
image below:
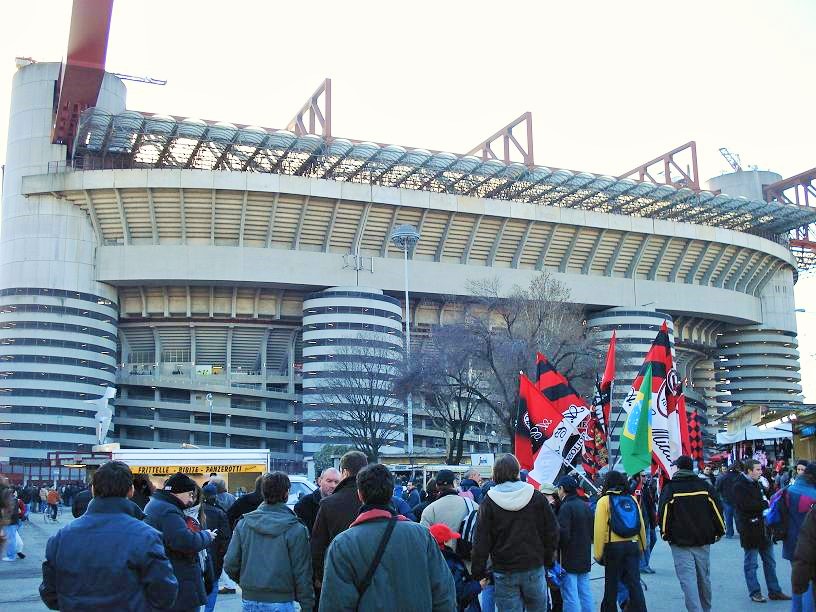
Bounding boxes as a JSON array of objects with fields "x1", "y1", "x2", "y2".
[{"x1": 0, "y1": 0, "x2": 814, "y2": 399}]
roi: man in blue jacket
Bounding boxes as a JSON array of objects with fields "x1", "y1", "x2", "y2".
[
  {"x1": 145, "y1": 472, "x2": 217, "y2": 612},
  {"x1": 39, "y1": 461, "x2": 178, "y2": 611}
]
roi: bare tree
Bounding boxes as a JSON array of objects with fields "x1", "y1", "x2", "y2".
[
  {"x1": 399, "y1": 326, "x2": 487, "y2": 465},
  {"x1": 433, "y1": 272, "x2": 598, "y2": 451},
  {"x1": 311, "y1": 333, "x2": 405, "y2": 461}
]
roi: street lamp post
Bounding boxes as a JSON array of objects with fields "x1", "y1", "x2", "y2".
[
  {"x1": 390, "y1": 224, "x2": 421, "y2": 457},
  {"x1": 206, "y1": 393, "x2": 213, "y2": 447}
]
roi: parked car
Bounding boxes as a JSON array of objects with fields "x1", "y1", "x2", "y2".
[{"x1": 286, "y1": 475, "x2": 316, "y2": 509}]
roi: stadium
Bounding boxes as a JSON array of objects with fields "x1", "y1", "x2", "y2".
[{"x1": 2, "y1": 1, "x2": 815, "y2": 475}]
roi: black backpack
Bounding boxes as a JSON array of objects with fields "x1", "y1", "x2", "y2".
[{"x1": 455, "y1": 497, "x2": 479, "y2": 561}]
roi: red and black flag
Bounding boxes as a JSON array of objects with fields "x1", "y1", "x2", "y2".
[
  {"x1": 620, "y1": 321, "x2": 683, "y2": 478},
  {"x1": 534, "y1": 353, "x2": 595, "y2": 481},
  {"x1": 689, "y1": 409, "x2": 704, "y2": 469},
  {"x1": 516, "y1": 374, "x2": 570, "y2": 486},
  {"x1": 592, "y1": 330, "x2": 616, "y2": 439}
]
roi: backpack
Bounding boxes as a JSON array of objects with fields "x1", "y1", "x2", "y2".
[
  {"x1": 609, "y1": 493, "x2": 641, "y2": 538},
  {"x1": 455, "y1": 497, "x2": 478, "y2": 561},
  {"x1": 765, "y1": 489, "x2": 789, "y2": 543}
]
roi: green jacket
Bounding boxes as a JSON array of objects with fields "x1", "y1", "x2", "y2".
[
  {"x1": 319, "y1": 508, "x2": 456, "y2": 612},
  {"x1": 224, "y1": 502, "x2": 314, "y2": 611}
]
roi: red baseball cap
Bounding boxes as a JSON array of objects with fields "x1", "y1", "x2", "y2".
[{"x1": 429, "y1": 523, "x2": 461, "y2": 546}]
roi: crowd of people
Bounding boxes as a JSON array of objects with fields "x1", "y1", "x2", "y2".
[{"x1": 0, "y1": 452, "x2": 814, "y2": 611}]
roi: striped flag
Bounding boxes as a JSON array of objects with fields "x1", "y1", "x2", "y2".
[
  {"x1": 620, "y1": 321, "x2": 683, "y2": 478},
  {"x1": 689, "y1": 410, "x2": 704, "y2": 469}
]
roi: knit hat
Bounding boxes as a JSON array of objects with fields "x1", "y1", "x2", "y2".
[
  {"x1": 428, "y1": 523, "x2": 461, "y2": 547},
  {"x1": 436, "y1": 469, "x2": 456, "y2": 486},
  {"x1": 538, "y1": 482, "x2": 557, "y2": 495},
  {"x1": 163, "y1": 473, "x2": 197, "y2": 494},
  {"x1": 556, "y1": 476, "x2": 578, "y2": 493},
  {"x1": 202, "y1": 483, "x2": 218, "y2": 497},
  {"x1": 672, "y1": 455, "x2": 694, "y2": 471}
]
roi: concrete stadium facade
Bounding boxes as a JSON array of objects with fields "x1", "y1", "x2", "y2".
[{"x1": 0, "y1": 62, "x2": 806, "y2": 465}]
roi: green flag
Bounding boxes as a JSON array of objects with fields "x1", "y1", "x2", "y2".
[{"x1": 621, "y1": 364, "x2": 653, "y2": 476}]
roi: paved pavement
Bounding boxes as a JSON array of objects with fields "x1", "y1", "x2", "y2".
[{"x1": 0, "y1": 508, "x2": 797, "y2": 611}]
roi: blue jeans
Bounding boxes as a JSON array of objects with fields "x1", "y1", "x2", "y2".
[
  {"x1": 744, "y1": 545, "x2": 782, "y2": 597},
  {"x1": 241, "y1": 601, "x2": 295, "y2": 612},
  {"x1": 723, "y1": 502, "x2": 736, "y2": 537},
  {"x1": 792, "y1": 582, "x2": 815, "y2": 612},
  {"x1": 4, "y1": 523, "x2": 19, "y2": 559},
  {"x1": 479, "y1": 583, "x2": 495, "y2": 612},
  {"x1": 494, "y1": 566, "x2": 549, "y2": 612},
  {"x1": 639, "y1": 529, "x2": 653, "y2": 570},
  {"x1": 204, "y1": 581, "x2": 218, "y2": 612},
  {"x1": 561, "y1": 572, "x2": 593, "y2": 612}
]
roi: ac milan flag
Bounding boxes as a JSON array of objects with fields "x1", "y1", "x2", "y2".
[
  {"x1": 592, "y1": 330, "x2": 616, "y2": 437},
  {"x1": 620, "y1": 321, "x2": 683, "y2": 478},
  {"x1": 689, "y1": 409, "x2": 704, "y2": 469},
  {"x1": 515, "y1": 374, "x2": 565, "y2": 481},
  {"x1": 534, "y1": 354, "x2": 595, "y2": 481}
]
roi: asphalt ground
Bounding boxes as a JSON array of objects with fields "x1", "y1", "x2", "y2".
[{"x1": 0, "y1": 508, "x2": 796, "y2": 611}]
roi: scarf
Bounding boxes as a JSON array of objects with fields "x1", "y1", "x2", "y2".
[{"x1": 183, "y1": 504, "x2": 209, "y2": 571}]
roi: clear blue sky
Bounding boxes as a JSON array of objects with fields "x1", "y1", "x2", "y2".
[{"x1": 0, "y1": 0, "x2": 814, "y2": 399}]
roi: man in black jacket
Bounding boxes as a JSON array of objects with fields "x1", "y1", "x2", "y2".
[
  {"x1": 556, "y1": 475, "x2": 594, "y2": 612},
  {"x1": 715, "y1": 463, "x2": 741, "y2": 538},
  {"x1": 144, "y1": 473, "x2": 217, "y2": 612},
  {"x1": 311, "y1": 451, "x2": 368, "y2": 587},
  {"x1": 226, "y1": 476, "x2": 262, "y2": 529},
  {"x1": 201, "y1": 483, "x2": 232, "y2": 609},
  {"x1": 658, "y1": 455, "x2": 725, "y2": 612},
  {"x1": 471, "y1": 454, "x2": 558, "y2": 612},
  {"x1": 733, "y1": 459, "x2": 790, "y2": 604},
  {"x1": 294, "y1": 467, "x2": 341, "y2": 533}
]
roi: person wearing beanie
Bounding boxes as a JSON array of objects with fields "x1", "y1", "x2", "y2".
[
  {"x1": 420, "y1": 469, "x2": 476, "y2": 554},
  {"x1": 657, "y1": 455, "x2": 725, "y2": 610},
  {"x1": 201, "y1": 483, "x2": 232, "y2": 611},
  {"x1": 144, "y1": 473, "x2": 217, "y2": 612},
  {"x1": 429, "y1": 523, "x2": 481, "y2": 612},
  {"x1": 556, "y1": 475, "x2": 594, "y2": 612},
  {"x1": 777, "y1": 461, "x2": 816, "y2": 610}
]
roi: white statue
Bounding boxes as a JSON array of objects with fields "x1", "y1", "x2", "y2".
[{"x1": 86, "y1": 387, "x2": 116, "y2": 445}]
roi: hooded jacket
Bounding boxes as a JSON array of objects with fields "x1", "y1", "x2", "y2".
[
  {"x1": 657, "y1": 469, "x2": 724, "y2": 547},
  {"x1": 224, "y1": 502, "x2": 314, "y2": 611},
  {"x1": 470, "y1": 481, "x2": 559, "y2": 580},
  {"x1": 144, "y1": 490, "x2": 213, "y2": 611},
  {"x1": 319, "y1": 507, "x2": 456, "y2": 612},
  {"x1": 780, "y1": 475, "x2": 816, "y2": 560}
]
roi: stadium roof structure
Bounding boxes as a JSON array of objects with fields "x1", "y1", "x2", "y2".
[{"x1": 69, "y1": 107, "x2": 816, "y2": 238}]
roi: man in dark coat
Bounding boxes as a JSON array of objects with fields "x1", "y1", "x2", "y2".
[
  {"x1": 658, "y1": 455, "x2": 725, "y2": 612},
  {"x1": 556, "y1": 475, "x2": 594, "y2": 612},
  {"x1": 40, "y1": 461, "x2": 178, "y2": 612},
  {"x1": 226, "y1": 475, "x2": 263, "y2": 529},
  {"x1": 201, "y1": 483, "x2": 231, "y2": 612},
  {"x1": 144, "y1": 473, "x2": 216, "y2": 612},
  {"x1": 319, "y1": 463, "x2": 456, "y2": 611},
  {"x1": 733, "y1": 459, "x2": 790, "y2": 603},
  {"x1": 715, "y1": 463, "x2": 742, "y2": 538},
  {"x1": 311, "y1": 451, "x2": 368, "y2": 587},
  {"x1": 792, "y1": 508, "x2": 816, "y2": 608},
  {"x1": 294, "y1": 467, "x2": 341, "y2": 533}
]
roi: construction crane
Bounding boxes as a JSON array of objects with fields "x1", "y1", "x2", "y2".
[
  {"x1": 719, "y1": 147, "x2": 743, "y2": 172},
  {"x1": 112, "y1": 73, "x2": 167, "y2": 86}
]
